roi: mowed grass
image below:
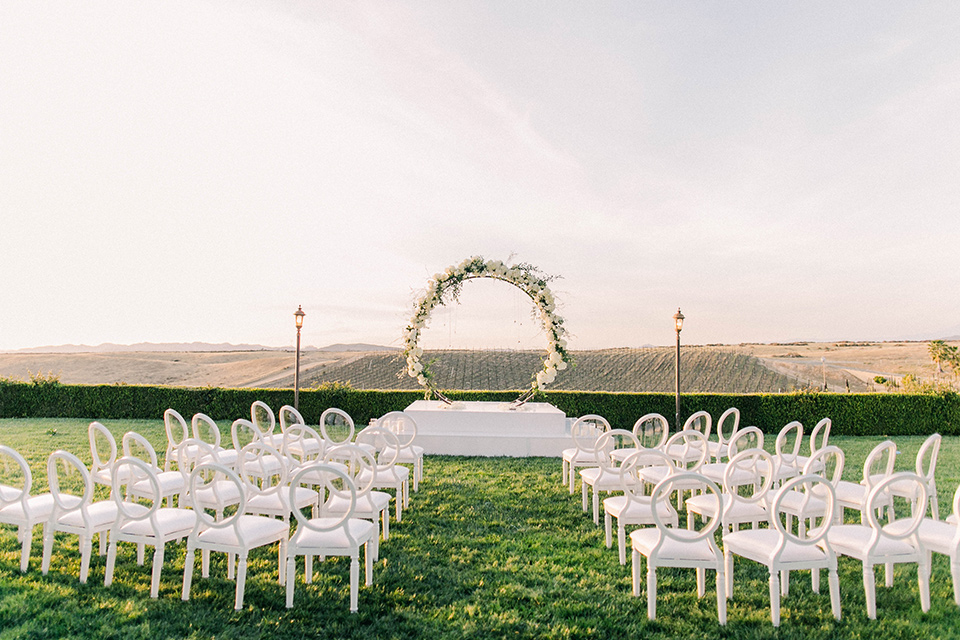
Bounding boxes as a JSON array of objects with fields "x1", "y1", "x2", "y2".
[{"x1": 1, "y1": 418, "x2": 959, "y2": 639}]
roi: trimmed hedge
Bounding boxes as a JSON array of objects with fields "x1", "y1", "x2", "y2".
[{"x1": 0, "y1": 381, "x2": 957, "y2": 436}]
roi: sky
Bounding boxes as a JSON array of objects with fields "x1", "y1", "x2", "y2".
[{"x1": 2, "y1": 1, "x2": 960, "y2": 352}]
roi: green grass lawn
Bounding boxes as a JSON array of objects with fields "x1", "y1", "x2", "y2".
[{"x1": 1, "y1": 418, "x2": 959, "y2": 639}]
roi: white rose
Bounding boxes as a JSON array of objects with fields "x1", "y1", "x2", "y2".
[
  {"x1": 543, "y1": 369, "x2": 556, "y2": 384},
  {"x1": 557, "y1": 360, "x2": 568, "y2": 371},
  {"x1": 417, "y1": 374, "x2": 427, "y2": 385},
  {"x1": 535, "y1": 371, "x2": 546, "y2": 387},
  {"x1": 548, "y1": 351, "x2": 563, "y2": 365},
  {"x1": 413, "y1": 346, "x2": 423, "y2": 357}
]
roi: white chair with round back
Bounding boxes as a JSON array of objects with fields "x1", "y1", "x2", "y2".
[
  {"x1": 191, "y1": 413, "x2": 239, "y2": 467},
  {"x1": 579, "y1": 429, "x2": 641, "y2": 525},
  {"x1": 377, "y1": 411, "x2": 425, "y2": 492},
  {"x1": 561, "y1": 415, "x2": 611, "y2": 494},
  {"x1": 0, "y1": 445, "x2": 56, "y2": 572},
  {"x1": 707, "y1": 407, "x2": 740, "y2": 463}
]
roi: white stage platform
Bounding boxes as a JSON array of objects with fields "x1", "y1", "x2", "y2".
[{"x1": 403, "y1": 400, "x2": 571, "y2": 457}]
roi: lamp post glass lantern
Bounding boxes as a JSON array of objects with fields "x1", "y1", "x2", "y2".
[
  {"x1": 673, "y1": 308, "x2": 684, "y2": 429},
  {"x1": 294, "y1": 306, "x2": 305, "y2": 409}
]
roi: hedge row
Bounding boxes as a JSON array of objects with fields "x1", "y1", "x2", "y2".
[{"x1": 0, "y1": 382, "x2": 957, "y2": 436}]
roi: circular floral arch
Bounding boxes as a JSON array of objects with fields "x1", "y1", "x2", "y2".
[{"x1": 402, "y1": 256, "x2": 572, "y2": 403}]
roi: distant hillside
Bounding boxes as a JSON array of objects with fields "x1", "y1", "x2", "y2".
[
  {"x1": 7, "y1": 342, "x2": 395, "y2": 354},
  {"x1": 289, "y1": 347, "x2": 838, "y2": 393}
]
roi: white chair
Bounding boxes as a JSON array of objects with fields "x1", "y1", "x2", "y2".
[
  {"x1": 251, "y1": 400, "x2": 278, "y2": 442},
  {"x1": 890, "y1": 433, "x2": 941, "y2": 519},
  {"x1": 176, "y1": 438, "x2": 242, "y2": 522},
  {"x1": 321, "y1": 444, "x2": 390, "y2": 557},
  {"x1": 561, "y1": 415, "x2": 611, "y2": 494},
  {"x1": 163, "y1": 409, "x2": 194, "y2": 472},
  {"x1": 699, "y1": 426, "x2": 764, "y2": 489},
  {"x1": 757, "y1": 421, "x2": 804, "y2": 484},
  {"x1": 793, "y1": 417, "x2": 832, "y2": 471},
  {"x1": 916, "y1": 483, "x2": 960, "y2": 606},
  {"x1": 191, "y1": 413, "x2": 238, "y2": 467},
  {"x1": 767, "y1": 446, "x2": 845, "y2": 541},
  {"x1": 377, "y1": 411, "x2": 425, "y2": 492},
  {"x1": 688, "y1": 447, "x2": 775, "y2": 538},
  {"x1": 105, "y1": 457, "x2": 197, "y2": 598},
  {"x1": 0, "y1": 445, "x2": 56, "y2": 572},
  {"x1": 42, "y1": 450, "x2": 117, "y2": 582},
  {"x1": 826, "y1": 472, "x2": 931, "y2": 619},
  {"x1": 285, "y1": 463, "x2": 378, "y2": 612},
  {"x1": 663, "y1": 411, "x2": 712, "y2": 466},
  {"x1": 835, "y1": 439, "x2": 896, "y2": 524},
  {"x1": 724, "y1": 474, "x2": 841, "y2": 626},
  {"x1": 630, "y1": 472, "x2": 726, "y2": 624},
  {"x1": 319, "y1": 407, "x2": 357, "y2": 450},
  {"x1": 89, "y1": 421, "x2": 124, "y2": 495},
  {"x1": 281, "y1": 423, "x2": 326, "y2": 470},
  {"x1": 640, "y1": 430, "x2": 709, "y2": 509},
  {"x1": 355, "y1": 426, "x2": 410, "y2": 522},
  {"x1": 122, "y1": 431, "x2": 186, "y2": 507},
  {"x1": 579, "y1": 429, "x2": 641, "y2": 525},
  {"x1": 181, "y1": 462, "x2": 289, "y2": 610},
  {"x1": 603, "y1": 449, "x2": 679, "y2": 565},
  {"x1": 238, "y1": 441, "x2": 319, "y2": 525},
  {"x1": 707, "y1": 407, "x2": 740, "y2": 463},
  {"x1": 610, "y1": 413, "x2": 669, "y2": 465},
  {"x1": 279, "y1": 404, "x2": 306, "y2": 432}
]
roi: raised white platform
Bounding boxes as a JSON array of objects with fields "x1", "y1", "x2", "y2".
[{"x1": 404, "y1": 400, "x2": 571, "y2": 457}]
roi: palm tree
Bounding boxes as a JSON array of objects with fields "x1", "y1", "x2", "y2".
[{"x1": 929, "y1": 340, "x2": 952, "y2": 381}]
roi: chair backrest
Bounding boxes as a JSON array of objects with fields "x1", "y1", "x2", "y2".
[
  {"x1": 0, "y1": 445, "x2": 32, "y2": 508},
  {"x1": 47, "y1": 450, "x2": 93, "y2": 515},
  {"x1": 716, "y1": 407, "x2": 740, "y2": 445},
  {"x1": 282, "y1": 423, "x2": 325, "y2": 468},
  {"x1": 663, "y1": 429, "x2": 709, "y2": 471},
  {"x1": 571, "y1": 415, "x2": 611, "y2": 454},
  {"x1": 809, "y1": 418, "x2": 831, "y2": 455},
  {"x1": 620, "y1": 449, "x2": 677, "y2": 504},
  {"x1": 89, "y1": 421, "x2": 118, "y2": 475},
  {"x1": 231, "y1": 418, "x2": 263, "y2": 452},
  {"x1": 594, "y1": 429, "x2": 641, "y2": 469},
  {"x1": 354, "y1": 426, "x2": 401, "y2": 472},
  {"x1": 323, "y1": 444, "x2": 377, "y2": 499},
  {"x1": 376, "y1": 411, "x2": 418, "y2": 449},
  {"x1": 916, "y1": 433, "x2": 942, "y2": 483},
  {"x1": 176, "y1": 438, "x2": 220, "y2": 479},
  {"x1": 726, "y1": 426, "x2": 764, "y2": 459},
  {"x1": 320, "y1": 408, "x2": 356, "y2": 447},
  {"x1": 862, "y1": 439, "x2": 897, "y2": 489},
  {"x1": 187, "y1": 463, "x2": 251, "y2": 541},
  {"x1": 631, "y1": 413, "x2": 669, "y2": 450},
  {"x1": 802, "y1": 445, "x2": 844, "y2": 487},
  {"x1": 279, "y1": 405, "x2": 306, "y2": 433},
  {"x1": 683, "y1": 410, "x2": 712, "y2": 440},
  {"x1": 163, "y1": 409, "x2": 190, "y2": 469},
  {"x1": 237, "y1": 441, "x2": 288, "y2": 499},
  {"x1": 121, "y1": 431, "x2": 160, "y2": 469},
  {"x1": 722, "y1": 448, "x2": 776, "y2": 504},
  {"x1": 774, "y1": 421, "x2": 804, "y2": 465},
  {"x1": 111, "y1": 457, "x2": 163, "y2": 523},
  {"x1": 191, "y1": 413, "x2": 224, "y2": 449},
  {"x1": 251, "y1": 401, "x2": 277, "y2": 437},
  {"x1": 651, "y1": 472, "x2": 722, "y2": 543},
  {"x1": 952, "y1": 484, "x2": 960, "y2": 524},
  {"x1": 867, "y1": 472, "x2": 927, "y2": 541},
  {"x1": 770, "y1": 474, "x2": 837, "y2": 549},
  {"x1": 290, "y1": 463, "x2": 360, "y2": 542}
]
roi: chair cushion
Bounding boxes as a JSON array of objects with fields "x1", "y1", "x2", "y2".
[
  {"x1": 725, "y1": 529, "x2": 830, "y2": 564},
  {"x1": 58, "y1": 500, "x2": 123, "y2": 528},
  {"x1": 119, "y1": 507, "x2": 196, "y2": 538},
  {"x1": 630, "y1": 528, "x2": 720, "y2": 563},
  {"x1": 291, "y1": 518, "x2": 377, "y2": 552},
  {"x1": 826, "y1": 524, "x2": 919, "y2": 559},
  {"x1": 604, "y1": 495, "x2": 675, "y2": 524},
  {"x1": 0, "y1": 493, "x2": 58, "y2": 522},
  {"x1": 196, "y1": 515, "x2": 288, "y2": 548},
  {"x1": 916, "y1": 518, "x2": 959, "y2": 555}
]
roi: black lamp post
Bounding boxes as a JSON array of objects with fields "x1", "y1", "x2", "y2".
[
  {"x1": 673, "y1": 308, "x2": 684, "y2": 429},
  {"x1": 294, "y1": 305, "x2": 305, "y2": 409}
]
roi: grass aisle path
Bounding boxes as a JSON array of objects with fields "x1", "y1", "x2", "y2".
[{"x1": 1, "y1": 420, "x2": 960, "y2": 638}]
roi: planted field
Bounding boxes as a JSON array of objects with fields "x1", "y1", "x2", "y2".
[
  {"x1": 298, "y1": 348, "x2": 818, "y2": 393},
  {"x1": 0, "y1": 418, "x2": 958, "y2": 639}
]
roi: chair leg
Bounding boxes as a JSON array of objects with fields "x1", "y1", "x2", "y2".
[
  {"x1": 592, "y1": 487, "x2": 600, "y2": 525},
  {"x1": 864, "y1": 563, "x2": 877, "y2": 619},
  {"x1": 365, "y1": 541, "x2": 373, "y2": 586},
  {"x1": 235, "y1": 554, "x2": 248, "y2": 610},
  {"x1": 829, "y1": 565, "x2": 841, "y2": 619},
  {"x1": 781, "y1": 569, "x2": 789, "y2": 597},
  {"x1": 569, "y1": 464, "x2": 576, "y2": 494},
  {"x1": 105, "y1": 541, "x2": 118, "y2": 586},
  {"x1": 582, "y1": 481, "x2": 589, "y2": 512},
  {"x1": 919, "y1": 556, "x2": 931, "y2": 613},
  {"x1": 618, "y1": 522, "x2": 627, "y2": 566},
  {"x1": 278, "y1": 539, "x2": 287, "y2": 585},
  {"x1": 182, "y1": 546, "x2": 195, "y2": 601},
  {"x1": 99, "y1": 530, "x2": 108, "y2": 556},
  {"x1": 285, "y1": 554, "x2": 297, "y2": 608},
  {"x1": 350, "y1": 556, "x2": 360, "y2": 612},
  {"x1": 697, "y1": 567, "x2": 705, "y2": 598},
  {"x1": 80, "y1": 537, "x2": 93, "y2": 584},
  {"x1": 769, "y1": 568, "x2": 781, "y2": 627},
  {"x1": 812, "y1": 566, "x2": 820, "y2": 593},
  {"x1": 716, "y1": 568, "x2": 727, "y2": 624},
  {"x1": 151, "y1": 545, "x2": 165, "y2": 598},
  {"x1": 41, "y1": 527, "x2": 54, "y2": 575},
  {"x1": 647, "y1": 565, "x2": 657, "y2": 620},
  {"x1": 604, "y1": 512, "x2": 612, "y2": 549},
  {"x1": 632, "y1": 549, "x2": 641, "y2": 596},
  {"x1": 19, "y1": 525, "x2": 32, "y2": 572},
  {"x1": 382, "y1": 508, "x2": 390, "y2": 540},
  {"x1": 952, "y1": 559, "x2": 960, "y2": 606},
  {"x1": 561, "y1": 460, "x2": 568, "y2": 486},
  {"x1": 724, "y1": 550, "x2": 733, "y2": 599}
]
